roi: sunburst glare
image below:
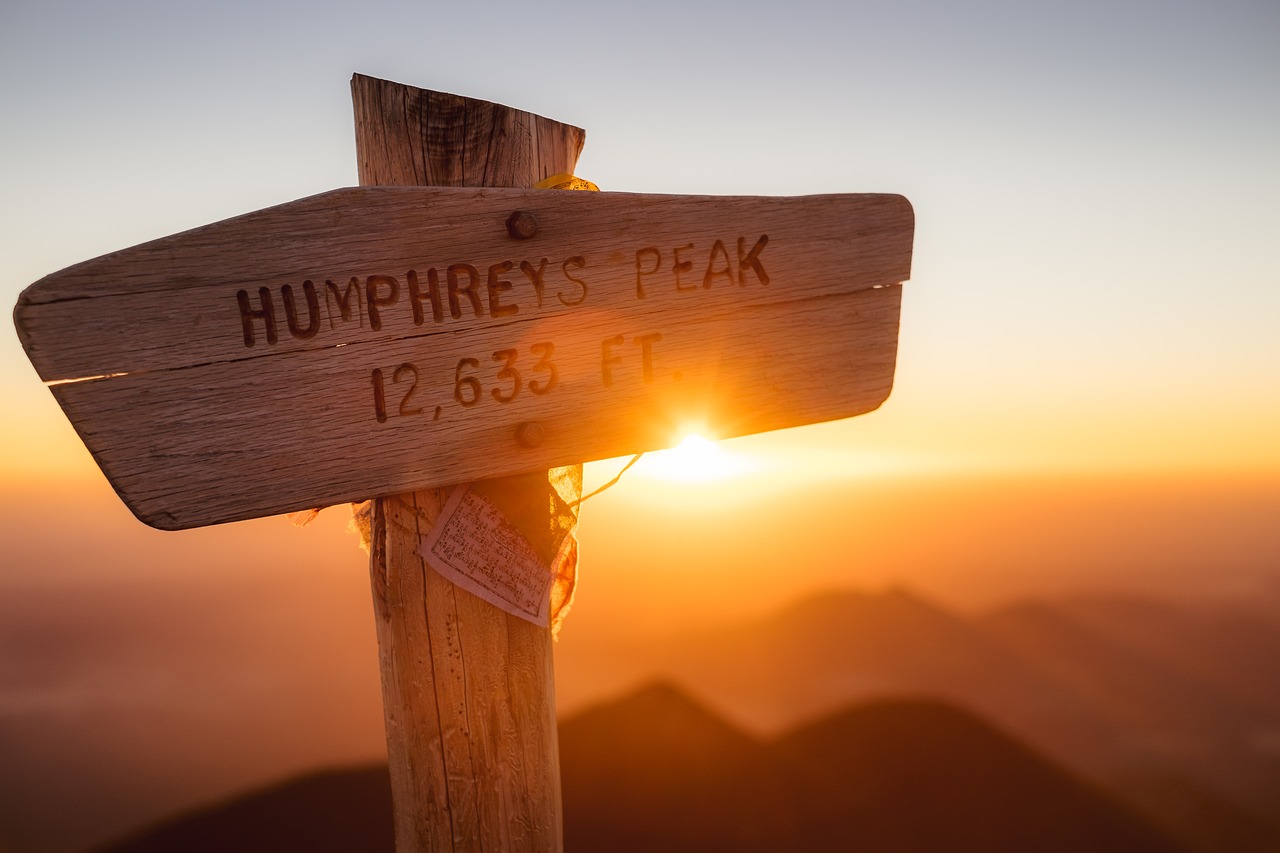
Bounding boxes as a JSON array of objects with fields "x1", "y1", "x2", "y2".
[{"x1": 633, "y1": 430, "x2": 760, "y2": 483}]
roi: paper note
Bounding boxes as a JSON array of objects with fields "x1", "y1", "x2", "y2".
[{"x1": 419, "y1": 485, "x2": 554, "y2": 625}]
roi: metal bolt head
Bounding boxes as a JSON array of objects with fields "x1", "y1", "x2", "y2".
[
  {"x1": 506, "y1": 210, "x2": 538, "y2": 240},
  {"x1": 516, "y1": 421, "x2": 545, "y2": 448}
]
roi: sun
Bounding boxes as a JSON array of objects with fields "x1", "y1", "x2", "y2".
[{"x1": 634, "y1": 429, "x2": 758, "y2": 483}]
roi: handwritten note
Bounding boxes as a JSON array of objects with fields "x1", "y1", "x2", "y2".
[{"x1": 419, "y1": 485, "x2": 554, "y2": 625}]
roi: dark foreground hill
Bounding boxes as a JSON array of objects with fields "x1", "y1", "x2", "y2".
[
  {"x1": 88, "y1": 766, "x2": 394, "y2": 853},
  {"x1": 96, "y1": 683, "x2": 1184, "y2": 853}
]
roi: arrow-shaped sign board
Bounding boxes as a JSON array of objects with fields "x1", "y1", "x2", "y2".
[{"x1": 15, "y1": 187, "x2": 913, "y2": 529}]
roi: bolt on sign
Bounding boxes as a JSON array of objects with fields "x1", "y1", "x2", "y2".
[{"x1": 14, "y1": 186, "x2": 914, "y2": 530}]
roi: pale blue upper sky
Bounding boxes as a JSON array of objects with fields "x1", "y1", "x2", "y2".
[{"x1": 3, "y1": 0, "x2": 1278, "y2": 479}]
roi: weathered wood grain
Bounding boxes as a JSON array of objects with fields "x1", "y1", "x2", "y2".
[
  {"x1": 15, "y1": 186, "x2": 911, "y2": 529},
  {"x1": 16, "y1": 188, "x2": 912, "y2": 381}
]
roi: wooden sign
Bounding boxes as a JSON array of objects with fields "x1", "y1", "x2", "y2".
[{"x1": 15, "y1": 186, "x2": 914, "y2": 529}]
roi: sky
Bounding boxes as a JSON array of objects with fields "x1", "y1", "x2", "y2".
[
  {"x1": 3, "y1": 0, "x2": 1278, "y2": 485},
  {"x1": 1, "y1": 0, "x2": 1278, "y2": 661},
  {"x1": 1, "y1": 0, "x2": 1279, "y2": 848}
]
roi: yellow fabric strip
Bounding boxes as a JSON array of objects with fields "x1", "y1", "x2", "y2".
[{"x1": 534, "y1": 173, "x2": 601, "y2": 192}]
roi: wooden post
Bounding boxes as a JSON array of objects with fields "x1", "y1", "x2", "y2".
[{"x1": 351, "y1": 74, "x2": 585, "y2": 853}]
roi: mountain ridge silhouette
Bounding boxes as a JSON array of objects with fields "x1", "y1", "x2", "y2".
[
  {"x1": 96, "y1": 681, "x2": 1185, "y2": 853},
  {"x1": 574, "y1": 584, "x2": 1280, "y2": 851}
]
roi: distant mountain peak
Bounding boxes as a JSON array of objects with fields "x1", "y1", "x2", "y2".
[
  {"x1": 560, "y1": 679, "x2": 756, "y2": 750},
  {"x1": 618, "y1": 679, "x2": 706, "y2": 711}
]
